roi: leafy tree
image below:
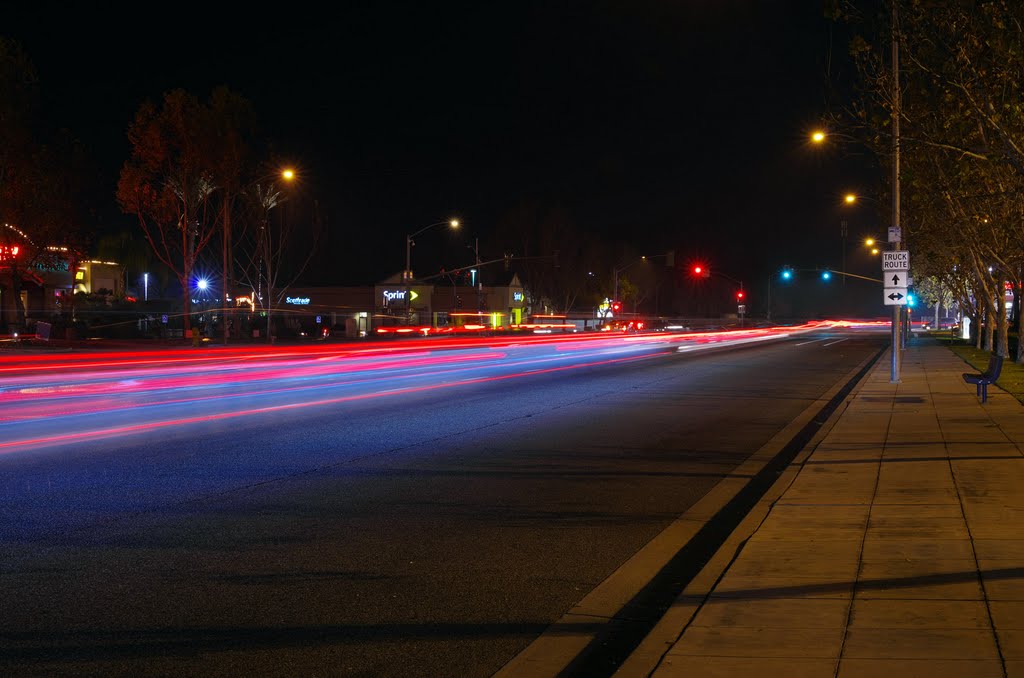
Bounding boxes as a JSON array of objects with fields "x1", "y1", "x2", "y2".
[
  {"x1": 118, "y1": 90, "x2": 221, "y2": 336},
  {"x1": 0, "y1": 41, "x2": 89, "y2": 328},
  {"x1": 0, "y1": 38, "x2": 35, "y2": 224},
  {"x1": 207, "y1": 87, "x2": 256, "y2": 344},
  {"x1": 494, "y1": 201, "x2": 609, "y2": 315},
  {"x1": 834, "y1": 0, "x2": 1024, "y2": 357}
]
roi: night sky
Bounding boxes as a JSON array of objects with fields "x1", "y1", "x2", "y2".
[{"x1": 6, "y1": 2, "x2": 880, "y2": 291}]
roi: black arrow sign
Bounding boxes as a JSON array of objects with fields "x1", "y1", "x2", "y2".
[
  {"x1": 888, "y1": 292, "x2": 904, "y2": 301},
  {"x1": 891, "y1": 274, "x2": 901, "y2": 285}
]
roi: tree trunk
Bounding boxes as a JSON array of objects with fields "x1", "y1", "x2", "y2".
[
  {"x1": 182, "y1": 204, "x2": 192, "y2": 336},
  {"x1": 998, "y1": 297, "x2": 1010, "y2": 357},
  {"x1": 222, "y1": 197, "x2": 232, "y2": 345},
  {"x1": 1017, "y1": 295, "x2": 1024, "y2": 363},
  {"x1": 984, "y1": 304, "x2": 995, "y2": 352},
  {"x1": 976, "y1": 298, "x2": 984, "y2": 350}
]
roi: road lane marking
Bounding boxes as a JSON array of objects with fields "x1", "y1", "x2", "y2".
[
  {"x1": 823, "y1": 338, "x2": 850, "y2": 347},
  {"x1": 794, "y1": 337, "x2": 828, "y2": 346}
]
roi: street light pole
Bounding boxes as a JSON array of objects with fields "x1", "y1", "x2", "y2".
[
  {"x1": 404, "y1": 219, "x2": 459, "y2": 323},
  {"x1": 613, "y1": 257, "x2": 645, "y2": 313},
  {"x1": 612, "y1": 255, "x2": 653, "y2": 315}
]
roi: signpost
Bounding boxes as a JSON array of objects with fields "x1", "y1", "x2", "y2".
[
  {"x1": 883, "y1": 270, "x2": 908, "y2": 306},
  {"x1": 882, "y1": 251, "x2": 909, "y2": 271},
  {"x1": 882, "y1": 247, "x2": 908, "y2": 382},
  {"x1": 882, "y1": 252, "x2": 910, "y2": 307}
]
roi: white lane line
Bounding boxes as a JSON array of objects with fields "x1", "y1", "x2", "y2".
[
  {"x1": 823, "y1": 338, "x2": 850, "y2": 347},
  {"x1": 794, "y1": 337, "x2": 829, "y2": 346}
]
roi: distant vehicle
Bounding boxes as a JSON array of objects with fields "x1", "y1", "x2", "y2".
[
  {"x1": 600, "y1": 319, "x2": 645, "y2": 332},
  {"x1": 648, "y1": 319, "x2": 690, "y2": 332},
  {"x1": 922, "y1": 317, "x2": 959, "y2": 330}
]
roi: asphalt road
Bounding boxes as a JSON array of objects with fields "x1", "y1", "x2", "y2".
[{"x1": 0, "y1": 327, "x2": 887, "y2": 676}]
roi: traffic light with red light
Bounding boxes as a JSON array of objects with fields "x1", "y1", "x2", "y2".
[
  {"x1": 611, "y1": 300, "x2": 623, "y2": 313},
  {"x1": 691, "y1": 264, "x2": 711, "y2": 279},
  {"x1": 736, "y1": 290, "x2": 745, "y2": 302}
]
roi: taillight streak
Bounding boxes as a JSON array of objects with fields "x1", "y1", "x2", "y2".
[{"x1": 0, "y1": 352, "x2": 660, "y2": 453}]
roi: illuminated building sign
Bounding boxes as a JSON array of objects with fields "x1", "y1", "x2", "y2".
[
  {"x1": 0, "y1": 245, "x2": 20, "y2": 261},
  {"x1": 286, "y1": 296, "x2": 311, "y2": 305},
  {"x1": 513, "y1": 292, "x2": 524, "y2": 302},
  {"x1": 32, "y1": 260, "x2": 69, "y2": 272},
  {"x1": 383, "y1": 289, "x2": 418, "y2": 304}
]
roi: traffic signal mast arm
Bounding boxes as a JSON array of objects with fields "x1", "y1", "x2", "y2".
[
  {"x1": 693, "y1": 264, "x2": 745, "y2": 295},
  {"x1": 821, "y1": 269, "x2": 883, "y2": 284},
  {"x1": 419, "y1": 253, "x2": 557, "y2": 281}
]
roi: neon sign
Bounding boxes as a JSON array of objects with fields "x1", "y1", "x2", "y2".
[
  {"x1": 513, "y1": 291, "x2": 524, "y2": 302},
  {"x1": 0, "y1": 245, "x2": 20, "y2": 261},
  {"x1": 286, "y1": 297, "x2": 310, "y2": 305}
]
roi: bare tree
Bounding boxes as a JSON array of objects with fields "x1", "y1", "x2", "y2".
[{"x1": 234, "y1": 179, "x2": 321, "y2": 340}]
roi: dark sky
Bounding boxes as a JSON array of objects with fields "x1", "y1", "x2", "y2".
[{"x1": 6, "y1": 1, "x2": 881, "y2": 287}]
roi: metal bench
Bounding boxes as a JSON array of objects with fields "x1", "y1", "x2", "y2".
[{"x1": 963, "y1": 352, "x2": 1004, "y2": 403}]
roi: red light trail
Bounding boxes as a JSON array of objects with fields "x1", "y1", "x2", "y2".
[{"x1": 0, "y1": 322, "x2": 851, "y2": 453}]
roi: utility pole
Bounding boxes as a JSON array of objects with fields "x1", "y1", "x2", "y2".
[
  {"x1": 890, "y1": 2, "x2": 902, "y2": 383},
  {"x1": 474, "y1": 236, "x2": 483, "y2": 313},
  {"x1": 840, "y1": 220, "x2": 848, "y2": 288}
]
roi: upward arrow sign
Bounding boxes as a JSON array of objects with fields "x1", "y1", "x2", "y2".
[{"x1": 891, "y1": 273, "x2": 902, "y2": 285}]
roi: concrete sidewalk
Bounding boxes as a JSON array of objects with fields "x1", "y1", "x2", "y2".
[{"x1": 626, "y1": 338, "x2": 1024, "y2": 677}]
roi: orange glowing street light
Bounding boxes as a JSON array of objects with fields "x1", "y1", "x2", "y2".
[
  {"x1": 811, "y1": 130, "x2": 826, "y2": 144},
  {"x1": 281, "y1": 168, "x2": 296, "y2": 181}
]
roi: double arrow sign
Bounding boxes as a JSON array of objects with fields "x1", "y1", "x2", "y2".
[
  {"x1": 887, "y1": 273, "x2": 906, "y2": 302},
  {"x1": 883, "y1": 255, "x2": 909, "y2": 306}
]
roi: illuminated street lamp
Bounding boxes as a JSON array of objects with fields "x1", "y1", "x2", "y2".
[
  {"x1": 811, "y1": 130, "x2": 826, "y2": 144},
  {"x1": 405, "y1": 219, "x2": 459, "y2": 282},
  {"x1": 404, "y1": 219, "x2": 459, "y2": 321},
  {"x1": 237, "y1": 166, "x2": 298, "y2": 345}
]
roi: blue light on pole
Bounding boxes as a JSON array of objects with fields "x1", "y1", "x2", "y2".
[
  {"x1": 196, "y1": 277, "x2": 209, "y2": 291},
  {"x1": 822, "y1": 271, "x2": 831, "y2": 281},
  {"x1": 781, "y1": 269, "x2": 793, "y2": 280}
]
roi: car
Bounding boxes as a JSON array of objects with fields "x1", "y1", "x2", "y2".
[
  {"x1": 600, "y1": 319, "x2": 645, "y2": 332},
  {"x1": 922, "y1": 317, "x2": 959, "y2": 330},
  {"x1": 647, "y1": 319, "x2": 690, "y2": 332}
]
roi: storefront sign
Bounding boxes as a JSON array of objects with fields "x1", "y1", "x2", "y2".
[
  {"x1": 513, "y1": 291, "x2": 524, "y2": 303},
  {"x1": 382, "y1": 289, "x2": 418, "y2": 304},
  {"x1": 286, "y1": 296, "x2": 311, "y2": 305}
]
